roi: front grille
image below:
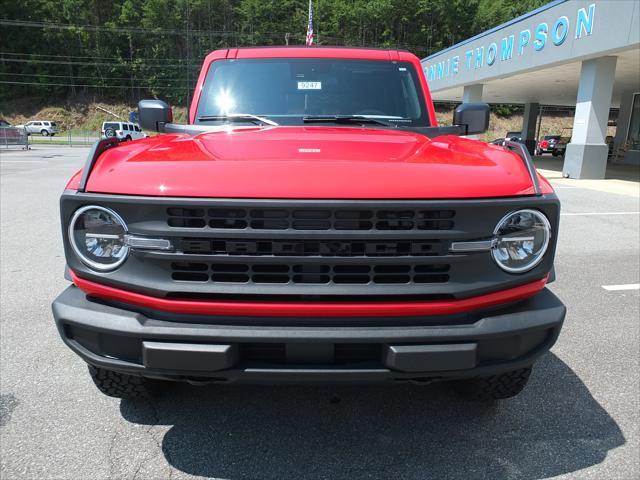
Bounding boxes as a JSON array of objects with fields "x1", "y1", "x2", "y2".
[
  {"x1": 171, "y1": 262, "x2": 450, "y2": 285},
  {"x1": 167, "y1": 207, "x2": 455, "y2": 231},
  {"x1": 180, "y1": 238, "x2": 442, "y2": 256},
  {"x1": 62, "y1": 194, "x2": 560, "y2": 301}
]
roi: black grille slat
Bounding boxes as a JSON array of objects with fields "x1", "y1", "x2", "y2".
[
  {"x1": 168, "y1": 262, "x2": 450, "y2": 285},
  {"x1": 179, "y1": 238, "x2": 442, "y2": 257},
  {"x1": 167, "y1": 207, "x2": 456, "y2": 231}
]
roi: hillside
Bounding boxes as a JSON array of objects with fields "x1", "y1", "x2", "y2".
[
  {"x1": 0, "y1": 97, "x2": 188, "y2": 134},
  {"x1": 0, "y1": 97, "x2": 580, "y2": 142}
]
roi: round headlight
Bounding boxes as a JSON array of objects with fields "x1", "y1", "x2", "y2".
[
  {"x1": 492, "y1": 209, "x2": 551, "y2": 273},
  {"x1": 69, "y1": 206, "x2": 129, "y2": 271}
]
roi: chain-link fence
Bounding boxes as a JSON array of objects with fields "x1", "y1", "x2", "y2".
[
  {"x1": 27, "y1": 129, "x2": 102, "y2": 146},
  {"x1": 0, "y1": 126, "x2": 29, "y2": 149}
]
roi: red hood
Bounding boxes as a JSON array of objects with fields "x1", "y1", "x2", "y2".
[{"x1": 82, "y1": 126, "x2": 552, "y2": 199}]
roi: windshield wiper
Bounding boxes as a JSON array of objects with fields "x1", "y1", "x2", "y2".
[
  {"x1": 303, "y1": 115, "x2": 391, "y2": 126},
  {"x1": 198, "y1": 114, "x2": 279, "y2": 126}
]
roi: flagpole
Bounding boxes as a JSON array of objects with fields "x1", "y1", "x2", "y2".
[{"x1": 316, "y1": 0, "x2": 319, "y2": 44}]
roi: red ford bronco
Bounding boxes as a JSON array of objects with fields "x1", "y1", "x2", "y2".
[{"x1": 52, "y1": 47, "x2": 565, "y2": 400}]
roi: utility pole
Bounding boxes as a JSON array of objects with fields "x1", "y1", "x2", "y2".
[{"x1": 185, "y1": 0, "x2": 191, "y2": 110}]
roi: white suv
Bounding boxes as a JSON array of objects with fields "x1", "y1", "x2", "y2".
[
  {"x1": 20, "y1": 121, "x2": 59, "y2": 136},
  {"x1": 101, "y1": 122, "x2": 146, "y2": 141}
]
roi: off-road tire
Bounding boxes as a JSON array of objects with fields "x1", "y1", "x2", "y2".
[
  {"x1": 452, "y1": 367, "x2": 532, "y2": 400},
  {"x1": 104, "y1": 128, "x2": 116, "y2": 138},
  {"x1": 88, "y1": 365, "x2": 169, "y2": 399},
  {"x1": 125, "y1": 135, "x2": 132, "y2": 141}
]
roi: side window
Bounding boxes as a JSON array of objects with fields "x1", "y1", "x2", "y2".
[
  {"x1": 134, "y1": 125, "x2": 141, "y2": 132},
  {"x1": 123, "y1": 124, "x2": 129, "y2": 131},
  {"x1": 34, "y1": 122, "x2": 42, "y2": 126}
]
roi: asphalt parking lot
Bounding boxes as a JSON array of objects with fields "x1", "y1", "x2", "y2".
[{"x1": 1, "y1": 145, "x2": 638, "y2": 480}]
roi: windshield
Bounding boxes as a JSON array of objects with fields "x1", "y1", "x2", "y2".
[{"x1": 196, "y1": 58, "x2": 429, "y2": 127}]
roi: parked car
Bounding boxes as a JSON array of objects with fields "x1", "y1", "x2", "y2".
[
  {"x1": 101, "y1": 121, "x2": 146, "y2": 141},
  {"x1": 505, "y1": 131, "x2": 523, "y2": 142},
  {"x1": 53, "y1": 47, "x2": 565, "y2": 402},
  {"x1": 18, "y1": 120, "x2": 58, "y2": 136},
  {"x1": 535, "y1": 135, "x2": 561, "y2": 155},
  {"x1": 0, "y1": 119, "x2": 29, "y2": 148},
  {"x1": 552, "y1": 128, "x2": 572, "y2": 157}
]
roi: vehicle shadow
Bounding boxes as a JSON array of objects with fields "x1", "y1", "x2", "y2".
[
  {"x1": 120, "y1": 353, "x2": 625, "y2": 480},
  {"x1": 533, "y1": 155, "x2": 640, "y2": 182}
]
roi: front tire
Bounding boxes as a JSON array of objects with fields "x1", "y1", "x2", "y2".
[
  {"x1": 452, "y1": 367, "x2": 532, "y2": 400},
  {"x1": 41, "y1": 129, "x2": 49, "y2": 136},
  {"x1": 88, "y1": 365, "x2": 170, "y2": 399}
]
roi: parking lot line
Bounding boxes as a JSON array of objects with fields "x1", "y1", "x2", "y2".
[
  {"x1": 560, "y1": 211, "x2": 639, "y2": 216},
  {"x1": 0, "y1": 160, "x2": 48, "y2": 163},
  {"x1": 601, "y1": 284, "x2": 640, "y2": 291}
]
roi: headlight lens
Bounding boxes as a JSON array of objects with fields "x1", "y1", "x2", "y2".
[
  {"x1": 492, "y1": 209, "x2": 551, "y2": 273},
  {"x1": 69, "y1": 206, "x2": 129, "y2": 271}
]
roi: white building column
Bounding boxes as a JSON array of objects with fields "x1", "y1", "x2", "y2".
[
  {"x1": 462, "y1": 84, "x2": 483, "y2": 103},
  {"x1": 462, "y1": 84, "x2": 483, "y2": 138},
  {"x1": 563, "y1": 56, "x2": 617, "y2": 179},
  {"x1": 613, "y1": 90, "x2": 634, "y2": 150}
]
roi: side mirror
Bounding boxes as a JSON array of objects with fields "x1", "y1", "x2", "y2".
[
  {"x1": 138, "y1": 99, "x2": 173, "y2": 132},
  {"x1": 453, "y1": 103, "x2": 490, "y2": 135}
]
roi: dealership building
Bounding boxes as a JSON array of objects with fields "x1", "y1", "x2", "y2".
[{"x1": 421, "y1": 0, "x2": 640, "y2": 179}]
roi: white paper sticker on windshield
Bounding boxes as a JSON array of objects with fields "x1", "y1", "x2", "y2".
[{"x1": 297, "y1": 81, "x2": 322, "y2": 90}]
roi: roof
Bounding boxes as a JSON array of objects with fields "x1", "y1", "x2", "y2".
[
  {"x1": 423, "y1": 0, "x2": 568, "y2": 61},
  {"x1": 224, "y1": 46, "x2": 414, "y2": 61}
]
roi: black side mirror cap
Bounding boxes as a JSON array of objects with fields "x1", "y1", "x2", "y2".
[
  {"x1": 138, "y1": 99, "x2": 173, "y2": 132},
  {"x1": 453, "y1": 102, "x2": 490, "y2": 135}
]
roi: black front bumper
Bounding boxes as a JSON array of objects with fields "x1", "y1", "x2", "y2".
[{"x1": 52, "y1": 286, "x2": 565, "y2": 384}]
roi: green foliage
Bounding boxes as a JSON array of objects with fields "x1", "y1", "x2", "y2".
[
  {"x1": 491, "y1": 104, "x2": 521, "y2": 117},
  {"x1": 0, "y1": 0, "x2": 548, "y2": 106}
]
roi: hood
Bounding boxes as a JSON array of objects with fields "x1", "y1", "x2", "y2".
[{"x1": 83, "y1": 126, "x2": 550, "y2": 199}]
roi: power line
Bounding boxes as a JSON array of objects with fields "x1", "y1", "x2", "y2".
[
  {"x1": 1, "y1": 52, "x2": 199, "y2": 62},
  {"x1": 0, "y1": 80, "x2": 189, "y2": 90},
  {"x1": 0, "y1": 19, "x2": 271, "y2": 38},
  {"x1": 0, "y1": 19, "x2": 428, "y2": 51},
  {"x1": 0, "y1": 58, "x2": 201, "y2": 68},
  {"x1": 0, "y1": 72, "x2": 192, "y2": 83}
]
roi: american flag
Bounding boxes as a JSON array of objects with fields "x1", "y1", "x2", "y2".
[{"x1": 306, "y1": 0, "x2": 314, "y2": 46}]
